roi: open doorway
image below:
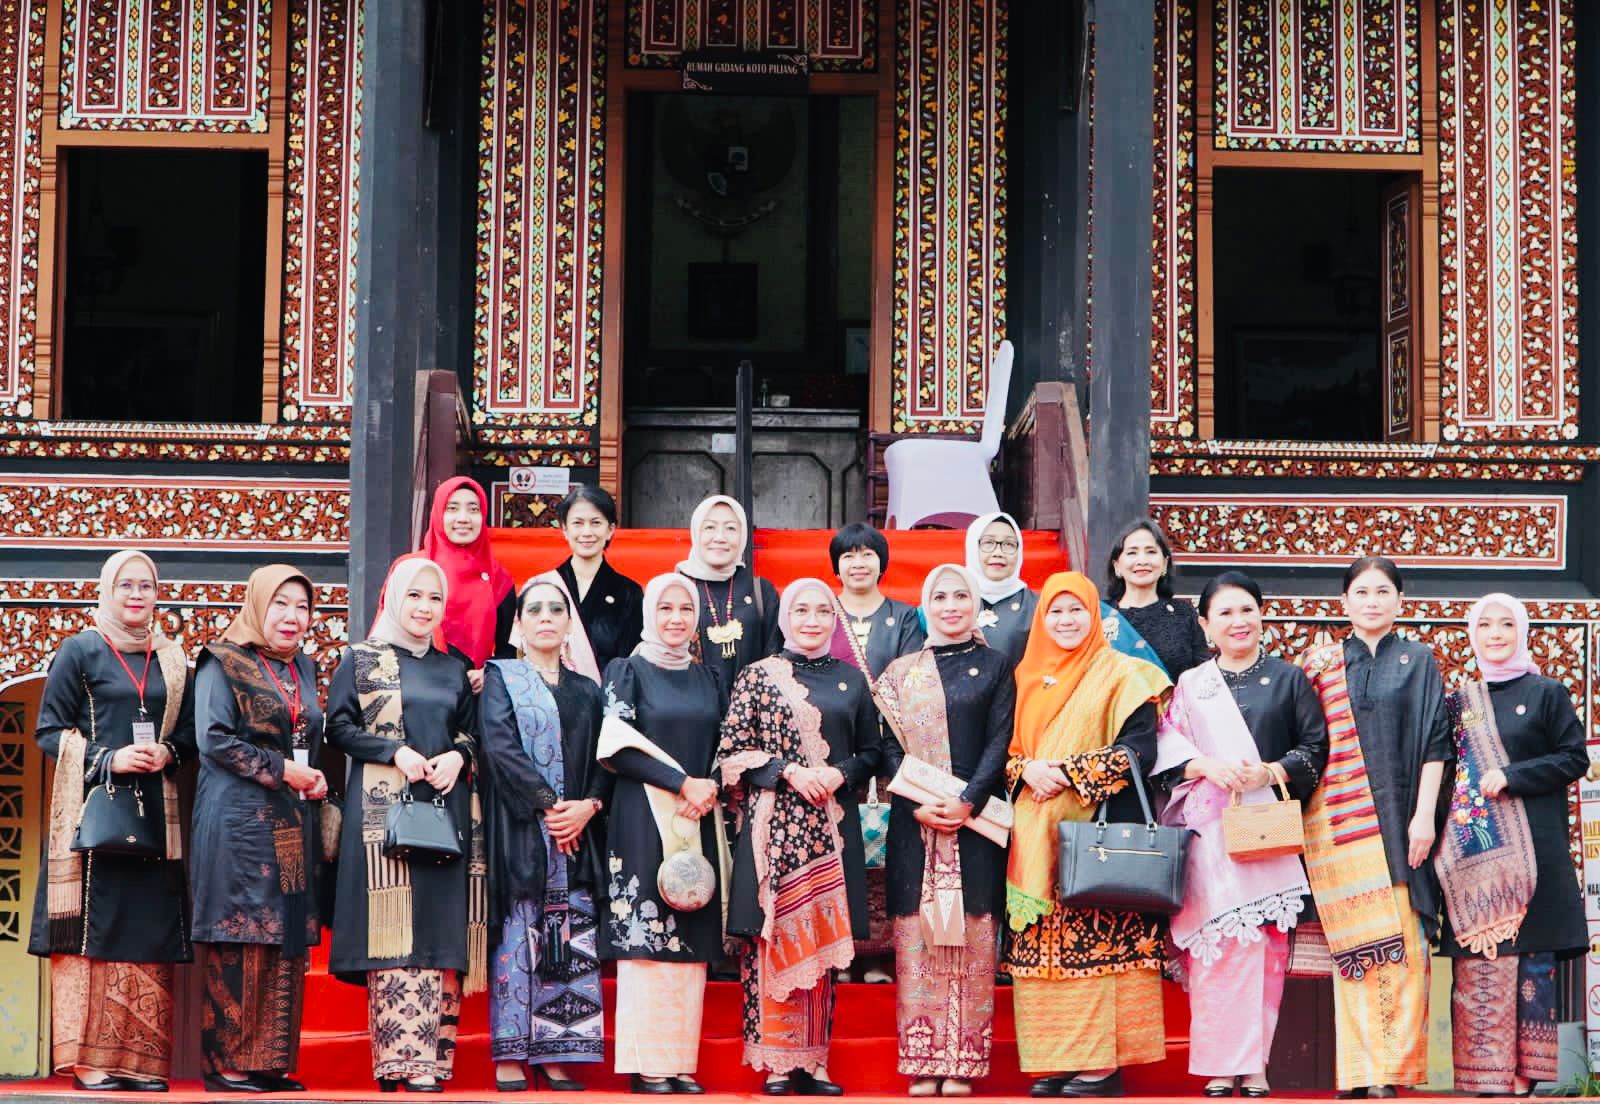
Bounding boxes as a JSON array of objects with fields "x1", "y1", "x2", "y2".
[
  {"x1": 1212, "y1": 168, "x2": 1420, "y2": 442},
  {"x1": 621, "y1": 92, "x2": 877, "y2": 528}
]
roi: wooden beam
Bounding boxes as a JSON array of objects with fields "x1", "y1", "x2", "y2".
[
  {"x1": 1086, "y1": 0, "x2": 1157, "y2": 573},
  {"x1": 350, "y1": 0, "x2": 436, "y2": 634}
]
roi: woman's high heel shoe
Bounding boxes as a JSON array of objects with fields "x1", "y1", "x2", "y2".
[{"x1": 534, "y1": 1066, "x2": 586, "y2": 1092}]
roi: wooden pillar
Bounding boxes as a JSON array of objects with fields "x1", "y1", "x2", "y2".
[
  {"x1": 1086, "y1": 0, "x2": 1156, "y2": 574},
  {"x1": 350, "y1": 1, "x2": 439, "y2": 633}
]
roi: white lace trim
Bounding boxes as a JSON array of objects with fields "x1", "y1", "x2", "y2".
[{"x1": 1173, "y1": 889, "x2": 1307, "y2": 967}]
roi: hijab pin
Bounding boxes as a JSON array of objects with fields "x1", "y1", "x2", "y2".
[
  {"x1": 1043, "y1": 675, "x2": 1058, "y2": 688},
  {"x1": 839, "y1": 682, "x2": 849, "y2": 692},
  {"x1": 1399, "y1": 654, "x2": 1410, "y2": 665},
  {"x1": 605, "y1": 594, "x2": 615, "y2": 603},
  {"x1": 480, "y1": 571, "x2": 490, "y2": 582}
]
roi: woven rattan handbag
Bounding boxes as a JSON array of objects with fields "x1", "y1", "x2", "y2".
[{"x1": 1221, "y1": 769, "x2": 1304, "y2": 861}]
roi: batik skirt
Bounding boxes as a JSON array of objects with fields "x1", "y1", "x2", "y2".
[
  {"x1": 490, "y1": 891, "x2": 604, "y2": 1064},
  {"x1": 199, "y1": 943, "x2": 306, "y2": 1075},
  {"x1": 367, "y1": 967, "x2": 462, "y2": 1082},
  {"x1": 893, "y1": 915, "x2": 996, "y2": 1079},
  {"x1": 50, "y1": 955, "x2": 174, "y2": 1081},
  {"x1": 740, "y1": 939, "x2": 836, "y2": 1074},
  {"x1": 1452, "y1": 951, "x2": 1559, "y2": 1094}
]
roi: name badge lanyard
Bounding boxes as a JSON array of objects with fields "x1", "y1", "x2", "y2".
[
  {"x1": 258, "y1": 654, "x2": 310, "y2": 799},
  {"x1": 107, "y1": 636, "x2": 157, "y2": 743}
]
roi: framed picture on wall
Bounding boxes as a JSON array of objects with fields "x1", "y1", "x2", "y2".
[{"x1": 687, "y1": 262, "x2": 759, "y2": 340}]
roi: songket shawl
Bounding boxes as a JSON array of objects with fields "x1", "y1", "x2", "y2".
[
  {"x1": 1434, "y1": 680, "x2": 1537, "y2": 957},
  {"x1": 1155, "y1": 661, "x2": 1308, "y2": 965},
  {"x1": 351, "y1": 641, "x2": 489, "y2": 993},
  {"x1": 717, "y1": 656, "x2": 855, "y2": 1000},
  {"x1": 1101, "y1": 601, "x2": 1170, "y2": 678},
  {"x1": 1297, "y1": 641, "x2": 1408, "y2": 980}
]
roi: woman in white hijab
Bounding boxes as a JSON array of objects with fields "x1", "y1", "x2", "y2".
[
  {"x1": 677, "y1": 494, "x2": 782, "y2": 689},
  {"x1": 963, "y1": 512, "x2": 1036, "y2": 667},
  {"x1": 325, "y1": 557, "x2": 483, "y2": 1092}
]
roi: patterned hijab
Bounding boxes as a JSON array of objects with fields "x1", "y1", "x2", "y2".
[
  {"x1": 94, "y1": 549, "x2": 174, "y2": 653},
  {"x1": 633, "y1": 574, "x2": 701, "y2": 671},
  {"x1": 371, "y1": 558, "x2": 447, "y2": 658}
]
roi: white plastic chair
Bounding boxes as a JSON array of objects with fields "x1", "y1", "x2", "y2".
[{"x1": 883, "y1": 340, "x2": 1014, "y2": 529}]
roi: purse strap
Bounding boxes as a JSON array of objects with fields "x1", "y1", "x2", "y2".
[{"x1": 1094, "y1": 746, "x2": 1156, "y2": 829}]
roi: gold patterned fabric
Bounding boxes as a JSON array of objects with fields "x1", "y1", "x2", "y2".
[
  {"x1": 1332, "y1": 885, "x2": 1430, "y2": 1090},
  {"x1": 368, "y1": 967, "x2": 461, "y2": 1082},
  {"x1": 1011, "y1": 967, "x2": 1164, "y2": 1074}
]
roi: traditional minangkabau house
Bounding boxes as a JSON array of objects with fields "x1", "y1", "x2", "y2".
[{"x1": 0, "y1": 0, "x2": 1594, "y2": 1086}]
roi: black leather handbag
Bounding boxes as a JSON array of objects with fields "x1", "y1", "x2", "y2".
[
  {"x1": 1056, "y1": 748, "x2": 1193, "y2": 915},
  {"x1": 383, "y1": 783, "x2": 463, "y2": 863},
  {"x1": 72, "y1": 777, "x2": 163, "y2": 856}
]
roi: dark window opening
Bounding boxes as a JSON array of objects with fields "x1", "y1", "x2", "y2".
[
  {"x1": 1213, "y1": 168, "x2": 1405, "y2": 442},
  {"x1": 60, "y1": 148, "x2": 267, "y2": 422}
]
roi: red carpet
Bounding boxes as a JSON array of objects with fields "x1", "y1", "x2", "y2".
[{"x1": 488, "y1": 529, "x2": 1068, "y2": 604}]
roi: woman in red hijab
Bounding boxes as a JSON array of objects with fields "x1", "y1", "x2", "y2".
[{"x1": 377, "y1": 476, "x2": 515, "y2": 691}]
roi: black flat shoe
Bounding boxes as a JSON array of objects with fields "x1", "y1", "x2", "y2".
[
  {"x1": 1202, "y1": 1083, "x2": 1235, "y2": 1098},
  {"x1": 251, "y1": 1075, "x2": 301, "y2": 1093},
  {"x1": 1336, "y1": 1092, "x2": 1368, "y2": 1101},
  {"x1": 1030, "y1": 1077, "x2": 1066, "y2": 1097},
  {"x1": 534, "y1": 1067, "x2": 586, "y2": 1092},
  {"x1": 377, "y1": 1079, "x2": 399, "y2": 1094},
  {"x1": 763, "y1": 1079, "x2": 793, "y2": 1096},
  {"x1": 401, "y1": 1082, "x2": 444, "y2": 1094},
  {"x1": 1367, "y1": 1089, "x2": 1396, "y2": 1100},
  {"x1": 203, "y1": 1073, "x2": 271, "y2": 1094},
  {"x1": 631, "y1": 1075, "x2": 675, "y2": 1095},
  {"x1": 1060, "y1": 1071, "x2": 1123, "y2": 1098},
  {"x1": 72, "y1": 1075, "x2": 126, "y2": 1092},
  {"x1": 1239, "y1": 1087, "x2": 1270, "y2": 1099},
  {"x1": 669, "y1": 1076, "x2": 706, "y2": 1094},
  {"x1": 791, "y1": 1070, "x2": 844, "y2": 1097},
  {"x1": 118, "y1": 1078, "x2": 169, "y2": 1093}
]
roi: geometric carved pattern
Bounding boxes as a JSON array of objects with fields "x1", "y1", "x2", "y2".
[
  {"x1": 625, "y1": 0, "x2": 876, "y2": 71},
  {"x1": 0, "y1": 700, "x2": 20, "y2": 945},
  {"x1": 890, "y1": 0, "x2": 1007, "y2": 433},
  {"x1": 472, "y1": 0, "x2": 606, "y2": 448},
  {"x1": 1213, "y1": 0, "x2": 1421, "y2": 152},
  {"x1": 0, "y1": 474, "x2": 350, "y2": 552},
  {"x1": 57, "y1": 0, "x2": 272, "y2": 132},
  {"x1": 1152, "y1": 492, "x2": 1568, "y2": 570},
  {"x1": 0, "y1": 0, "x2": 44, "y2": 417},
  {"x1": 1151, "y1": 0, "x2": 1196, "y2": 436},
  {"x1": 1437, "y1": 0, "x2": 1578, "y2": 441},
  {"x1": 280, "y1": 0, "x2": 363, "y2": 421}
]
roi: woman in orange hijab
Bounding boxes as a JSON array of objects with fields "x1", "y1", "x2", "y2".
[{"x1": 1003, "y1": 572, "x2": 1170, "y2": 1098}]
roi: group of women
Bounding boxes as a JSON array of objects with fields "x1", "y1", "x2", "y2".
[{"x1": 32, "y1": 481, "x2": 1589, "y2": 1100}]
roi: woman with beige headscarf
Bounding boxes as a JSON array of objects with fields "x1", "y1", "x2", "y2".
[
  {"x1": 326, "y1": 557, "x2": 482, "y2": 1092},
  {"x1": 29, "y1": 549, "x2": 196, "y2": 1091},
  {"x1": 191, "y1": 564, "x2": 328, "y2": 1092}
]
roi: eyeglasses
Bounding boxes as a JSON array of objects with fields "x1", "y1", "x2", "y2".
[
  {"x1": 978, "y1": 539, "x2": 1019, "y2": 554},
  {"x1": 113, "y1": 581, "x2": 156, "y2": 596}
]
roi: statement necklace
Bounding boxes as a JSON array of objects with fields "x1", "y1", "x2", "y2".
[{"x1": 702, "y1": 579, "x2": 744, "y2": 658}]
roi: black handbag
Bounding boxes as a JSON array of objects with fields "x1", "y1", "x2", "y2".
[
  {"x1": 70, "y1": 677, "x2": 163, "y2": 858},
  {"x1": 1056, "y1": 747, "x2": 1193, "y2": 915},
  {"x1": 383, "y1": 783, "x2": 463, "y2": 864},
  {"x1": 72, "y1": 778, "x2": 163, "y2": 856}
]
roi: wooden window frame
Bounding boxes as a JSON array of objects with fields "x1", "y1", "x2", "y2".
[
  {"x1": 33, "y1": 3, "x2": 290, "y2": 424},
  {"x1": 1193, "y1": 0, "x2": 1441, "y2": 443}
]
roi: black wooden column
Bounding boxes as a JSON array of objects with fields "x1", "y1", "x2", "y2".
[
  {"x1": 1086, "y1": 0, "x2": 1156, "y2": 574},
  {"x1": 350, "y1": 1, "x2": 439, "y2": 633}
]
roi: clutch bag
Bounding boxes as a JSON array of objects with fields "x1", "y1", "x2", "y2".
[
  {"x1": 1221, "y1": 773, "x2": 1305, "y2": 861},
  {"x1": 1056, "y1": 748, "x2": 1193, "y2": 916},
  {"x1": 72, "y1": 778, "x2": 162, "y2": 857},
  {"x1": 382, "y1": 784, "x2": 463, "y2": 864},
  {"x1": 658, "y1": 847, "x2": 716, "y2": 912},
  {"x1": 886, "y1": 755, "x2": 1013, "y2": 846}
]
